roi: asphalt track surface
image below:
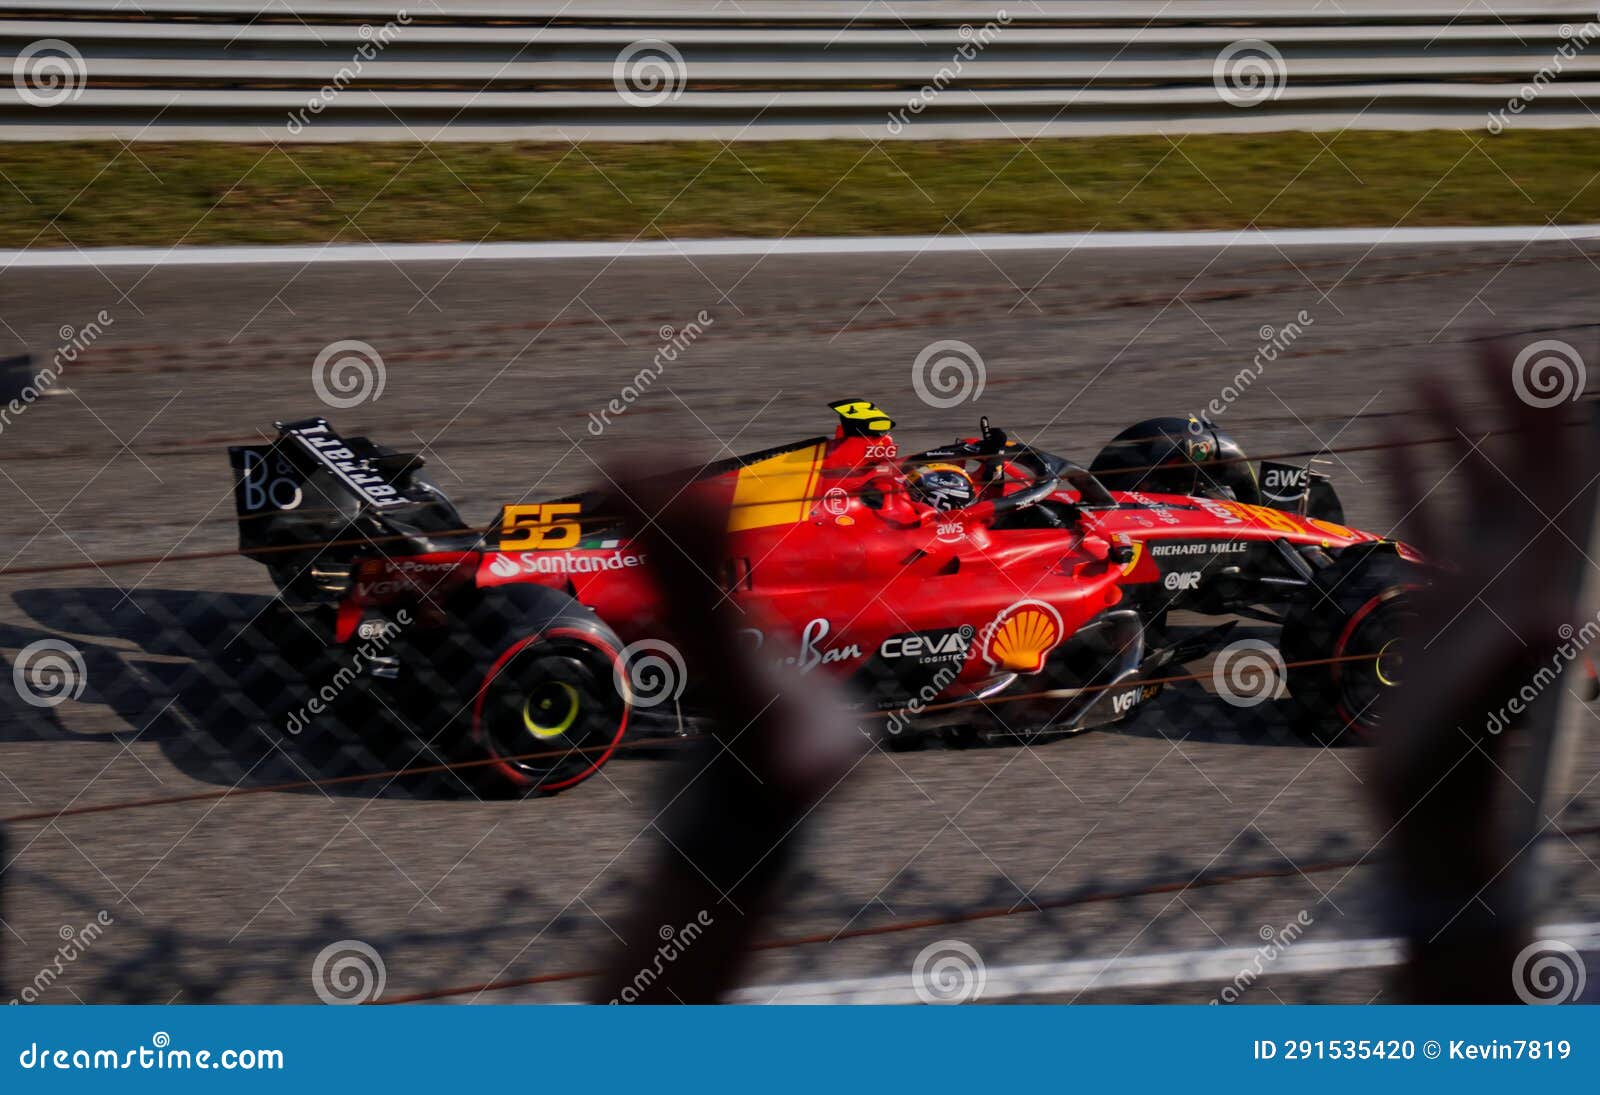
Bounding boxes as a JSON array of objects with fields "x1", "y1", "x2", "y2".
[{"x1": 2, "y1": 239, "x2": 1600, "y2": 1004}]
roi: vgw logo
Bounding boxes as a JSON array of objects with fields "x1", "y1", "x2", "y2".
[{"x1": 1111, "y1": 685, "x2": 1158, "y2": 716}]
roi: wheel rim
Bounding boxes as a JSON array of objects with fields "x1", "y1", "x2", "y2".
[
  {"x1": 472, "y1": 630, "x2": 629, "y2": 791},
  {"x1": 523, "y1": 681, "x2": 580, "y2": 739},
  {"x1": 1374, "y1": 638, "x2": 1405, "y2": 687}
]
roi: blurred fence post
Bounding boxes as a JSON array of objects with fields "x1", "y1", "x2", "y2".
[
  {"x1": 586, "y1": 460, "x2": 862, "y2": 1004},
  {"x1": 1382, "y1": 379, "x2": 1600, "y2": 1001},
  {"x1": 1508, "y1": 405, "x2": 1600, "y2": 937}
]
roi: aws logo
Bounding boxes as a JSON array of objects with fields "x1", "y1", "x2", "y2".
[{"x1": 981, "y1": 600, "x2": 1065, "y2": 674}]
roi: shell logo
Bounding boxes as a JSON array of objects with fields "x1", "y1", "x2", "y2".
[{"x1": 981, "y1": 599, "x2": 1065, "y2": 674}]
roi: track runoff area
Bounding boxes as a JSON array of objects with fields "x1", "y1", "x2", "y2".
[{"x1": 2, "y1": 225, "x2": 1599, "y2": 1088}]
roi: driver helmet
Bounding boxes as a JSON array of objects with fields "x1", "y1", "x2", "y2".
[{"x1": 906, "y1": 462, "x2": 977, "y2": 511}]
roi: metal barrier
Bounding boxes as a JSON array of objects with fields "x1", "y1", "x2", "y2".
[{"x1": 1, "y1": 1, "x2": 1598, "y2": 140}]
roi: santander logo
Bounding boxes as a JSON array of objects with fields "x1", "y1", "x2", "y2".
[{"x1": 483, "y1": 550, "x2": 646, "y2": 580}]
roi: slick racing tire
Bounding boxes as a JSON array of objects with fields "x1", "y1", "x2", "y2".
[
  {"x1": 1279, "y1": 552, "x2": 1422, "y2": 744},
  {"x1": 405, "y1": 585, "x2": 630, "y2": 798}
]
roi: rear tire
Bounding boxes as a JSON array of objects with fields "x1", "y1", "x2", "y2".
[
  {"x1": 401, "y1": 585, "x2": 630, "y2": 798},
  {"x1": 1280, "y1": 552, "x2": 1422, "y2": 744}
]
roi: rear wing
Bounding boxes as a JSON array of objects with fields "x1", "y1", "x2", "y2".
[
  {"x1": 229, "y1": 417, "x2": 407, "y2": 527},
  {"x1": 228, "y1": 418, "x2": 414, "y2": 551},
  {"x1": 227, "y1": 418, "x2": 470, "y2": 599},
  {"x1": 274, "y1": 418, "x2": 409, "y2": 509}
]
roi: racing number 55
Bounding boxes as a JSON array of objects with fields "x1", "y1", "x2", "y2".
[{"x1": 498, "y1": 503, "x2": 582, "y2": 550}]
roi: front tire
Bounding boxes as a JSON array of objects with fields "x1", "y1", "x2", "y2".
[{"x1": 1280, "y1": 552, "x2": 1422, "y2": 744}]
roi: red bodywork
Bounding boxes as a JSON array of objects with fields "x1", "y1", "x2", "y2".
[{"x1": 333, "y1": 424, "x2": 1414, "y2": 714}]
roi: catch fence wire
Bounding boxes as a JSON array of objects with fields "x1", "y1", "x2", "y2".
[{"x1": 3, "y1": 412, "x2": 1599, "y2": 1003}]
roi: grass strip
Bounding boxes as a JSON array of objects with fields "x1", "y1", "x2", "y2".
[{"x1": 0, "y1": 131, "x2": 1595, "y2": 249}]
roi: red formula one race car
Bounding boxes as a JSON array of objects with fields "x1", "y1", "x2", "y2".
[{"x1": 227, "y1": 401, "x2": 1424, "y2": 796}]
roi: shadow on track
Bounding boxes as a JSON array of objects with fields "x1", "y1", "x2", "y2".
[{"x1": 5, "y1": 586, "x2": 512, "y2": 800}]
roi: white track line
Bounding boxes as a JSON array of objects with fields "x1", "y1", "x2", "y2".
[
  {"x1": 729, "y1": 920, "x2": 1600, "y2": 1004},
  {"x1": 5, "y1": 225, "x2": 1599, "y2": 269}
]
